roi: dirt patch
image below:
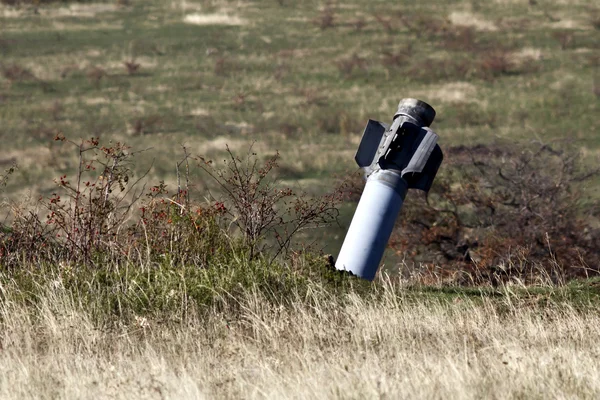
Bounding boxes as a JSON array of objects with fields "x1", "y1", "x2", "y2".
[
  {"x1": 449, "y1": 11, "x2": 498, "y2": 31},
  {"x1": 183, "y1": 13, "x2": 245, "y2": 26}
]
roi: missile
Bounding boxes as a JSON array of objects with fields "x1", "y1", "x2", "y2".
[{"x1": 335, "y1": 99, "x2": 443, "y2": 280}]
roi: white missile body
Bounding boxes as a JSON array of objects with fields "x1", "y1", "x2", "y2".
[
  {"x1": 335, "y1": 99, "x2": 443, "y2": 280},
  {"x1": 335, "y1": 170, "x2": 408, "y2": 280}
]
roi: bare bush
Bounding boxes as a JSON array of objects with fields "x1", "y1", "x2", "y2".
[
  {"x1": 198, "y1": 146, "x2": 342, "y2": 260},
  {"x1": 336, "y1": 53, "x2": 367, "y2": 77},
  {"x1": 317, "y1": 7, "x2": 335, "y2": 30},
  {"x1": 384, "y1": 142, "x2": 600, "y2": 285}
]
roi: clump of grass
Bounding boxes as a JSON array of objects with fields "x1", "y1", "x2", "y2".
[
  {"x1": 336, "y1": 53, "x2": 367, "y2": 77},
  {"x1": 552, "y1": 30, "x2": 574, "y2": 50},
  {"x1": 380, "y1": 46, "x2": 412, "y2": 69},
  {"x1": 317, "y1": 7, "x2": 335, "y2": 30},
  {"x1": 1, "y1": 63, "x2": 36, "y2": 82},
  {"x1": 86, "y1": 66, "x2": 106, "y2": 88},
  {"x1": 479, "y1": 50, "x2": 513, "y2": 78},
  {"x1": 123, "y1": 59, "x2": 141, "y2": 75}
]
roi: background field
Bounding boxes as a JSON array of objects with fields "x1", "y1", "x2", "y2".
[
  {"x1": 1, "y1": 0, "x2": 600, "y2": 398},
  {"x1": 1, "y1": 0, "x2": 599, "y2": 255}
]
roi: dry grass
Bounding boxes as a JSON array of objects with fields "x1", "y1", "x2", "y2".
[{"x1": 1, "y1": 277, "x2": 600, "y2": 399}]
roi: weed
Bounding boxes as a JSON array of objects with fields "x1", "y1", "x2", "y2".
[
  {"x1": 552, "y1": 30, "x2": 574, "y2": 50},
  {"x1": 336, "y1": 53, "x2": 367, "y2": 77},
  {"x1": 317, "y1": 7, "x2": 335, "y2": 30},
  {"x1": 1, "y1": 63, "x2": 36, "y2": 82},
  {"x1": 0, "y1": 164, "x2": 17, "y2": 192},
  {"x1": 591, "y1": 11, "x2": 600, "y2": 30},
  {"x1": 123, "y1": 59, "x2": 141, "y2": 75},
  {"x1": 380, "y1": 46, "x2": 411, "y2": 69},
  {"x1": 478, "y1": 50, "x2": 513, "y2": 79},
  {"x1": 50, "y1": 100, "x2": 64, "y2": 121},
  {"x1": 197, "y1": 145, "x2": 341, "y2": 260},
  {"x1": 130, "y1": 115, "x2": 163, "y2": 136},
  {"x1": 214, "y1": 56, "x2": 228, "y2": 76},
  {"x1": 353, "y1": 17, "x2": 367, "y2": 32},
  {"x1": 86, "y1": 66, "x2": 106, "y2": 88},
  {"x1": 373, "y1": 14, "x2": 395, "y2": 33},
  {"x1": 443, "y1": 26, "x2": 476, "y2": 51}
]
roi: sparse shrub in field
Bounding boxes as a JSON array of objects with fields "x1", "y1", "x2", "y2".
[
  {"x1": 353, "y1": 17, "x2": 367, "y2": 32},
  {"x1": 0, "y1": 164, "x2": 16, "y2": 192},
  {"x1": 314, "y1": 108, "x2": 361, "y2": 136},
  {"x1": 373, "y1": 14, "x2": 395, "y2": 33},
  {"x1": 0, "y1": 137, "x2": 357, "y2": 319},
  {"x1": 386, "y1": 142, "x2": 600, "y2": 285},
  {"x1": 336, "y1": 53, "x2": 367, "y2": 77},
  {"x1": 443, "y1": 26, "x2": 477, "y2": 51},
  {"x1": 316, "y1": 7, "x2": 335, "y2": 30},
  {"x1": 1, "y1": 63, "x2": 36, "y2": 82},
  {"x1": 86, "y1": 66, "x2": 106, "y2": 88},
  {"x1": 552, "y1": 30, "x2": 574, "y2": 50},
  {"x1": 591, "y1": 11, "x2": 600, "y2": 30},
  {"x1": 0, "y1": 137, "x2": 343, "y2": 272},
  {"x1": 123, "y1": 59, "x2": 140, "y2": 75},
  {"x1": 478, "y1": 50, "x2": 513, "y2": 78},
  {"x1": 1, "y1": 136, "x2": 147, "y2": 265},
  {"x1": 197, "y1": 146, "x2": 342, "y2": 260},
  {"x1": 129, "y1": 114, "x2": 163, "y2": 136},
  {"x1": 380, "y1": 46, "x2": 412, "y2": 69}
]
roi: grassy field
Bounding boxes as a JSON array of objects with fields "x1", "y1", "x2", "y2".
[
  {"x1": 1, "y1": 0, "x2": 599, "y2": 253},
  {"x1": 3, "y1": 267, "x2": 600, "y2": 399},
  {"x1": 1, "y1": 1, "x2": 600, "y2": 398}
]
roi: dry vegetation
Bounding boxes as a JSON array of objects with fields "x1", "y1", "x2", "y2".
[
  {"x1": 1, "y1": 0, "x2": 600, "y2": 397},
  {"x1": 2, "y1": 275, "x2": 600, "y2": 399}
]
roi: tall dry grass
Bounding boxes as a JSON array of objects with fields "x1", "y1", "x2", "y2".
[{"x1": 1, "y1": 275, "x2": 599, "y2": 399}]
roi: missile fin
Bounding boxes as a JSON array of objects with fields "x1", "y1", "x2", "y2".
[
  {"x1": 404, "y1": 144, "x2": 443, "y2": 192},
  {"x1": 402, "y1": 128, "x2": 438, "y2": 175},
  {"x1": 355, "y1": 120, "x2": 387, "y2": 168}
]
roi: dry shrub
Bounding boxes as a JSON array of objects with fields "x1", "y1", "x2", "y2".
[
  {"x1": 316, "y1": 7, "x2": 335, "y2": 30},
  {"x1": 214, "y1": 56, "x2": 237, "y2": 76},
  {"x1": 479, "y1": 50, "x2": 513, "y2": 78},
  {"x1": 408, "y1": 57, "x2": 471, "y2": 82},
  {"x1": 591, "y1": 11, "x2": 600, "y2": 30},
  {"x1": 353, "y1": 17, "x2": 367, "y2": 32},
  {"x1": 373, "y1": 14, "x2": 395, "y2": 33},
  {"x1": 130, "y1": 115, "x2": 163, "y2": 135},
  {"x1": 123, "y1": 60, "x2": 140, "y2": 75},
  {"x1": 197, "y1": 146, "x2": 342, "y2": 260},
  {"x1": 443, "y1": 26, "x2": 477, "y2": 51},
  {"x1": 552, "y1": 30, "x2": 574, "y2": 50},
  {"x1": 1, "y1": 63, "x2": 36, "y2": 82},
  {"x1": 86, "y1": 66, "x2": 106, "y2": 88},
  {"x1": 336, "y1": 53, "x2": 367, "y2": 77},
  {"x1": 0, "y1": 138, "x2": 343, "y2": 268},
  {"x1": 380, "y1": 46, "x2": 412, "y2": 69},
  {"x1": 315, "y1": 108, "x2": 361, "y2": 136},
  {"x1": 387, "y1": 142, "x2": 600, "y2": 285}
]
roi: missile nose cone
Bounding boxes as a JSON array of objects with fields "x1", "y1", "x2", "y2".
[{"x1": 394, "y1": 98, "x2": 436, "y2": 127}]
